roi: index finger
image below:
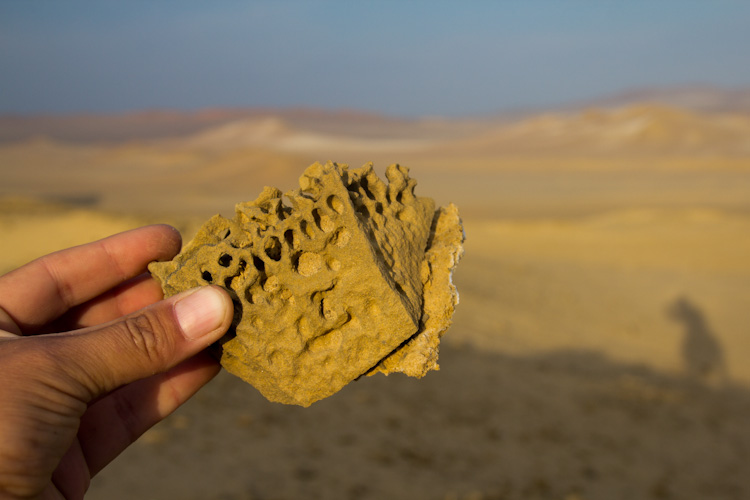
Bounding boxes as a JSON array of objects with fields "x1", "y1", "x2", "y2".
[{"x1": 0, "y1": 224, "x2": 181, "y2": 334}]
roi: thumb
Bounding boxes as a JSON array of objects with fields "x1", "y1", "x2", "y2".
[{"x1": 55, "y1": 285, "x2": 233, "y2": 401}]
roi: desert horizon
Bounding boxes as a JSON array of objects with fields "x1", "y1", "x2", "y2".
[{"x1": 2, "y1": 86, "x2": 750, "y2": 499}]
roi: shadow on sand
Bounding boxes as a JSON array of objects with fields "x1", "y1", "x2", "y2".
[
  {"x1": 668, "y1": 296, "x2": 728, "y2": 385},
  {"x1": 89, "y1": 336, "x2": 750, "y2": 500}
]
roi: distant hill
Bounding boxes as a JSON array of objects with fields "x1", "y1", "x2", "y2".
[
  {"x1": 577, "y1": 86, "x2": 750, "y2": 114},
  {"x1": 0, "y1": 108, "x2": 409, "y2": 145},
  {"x1": 0, "y1": 108, "x2": 258, "y2": 144},
  {"x1": 446, "y1": 104, "x2": 750, "y2": 155},
  {"x1": 1, "y1": 87, "x2": 749, "y2": 151}
]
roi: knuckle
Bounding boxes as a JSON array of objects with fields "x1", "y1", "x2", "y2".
[{"x1": 119, "y1": 312, "x2": 174, "y2": 368}]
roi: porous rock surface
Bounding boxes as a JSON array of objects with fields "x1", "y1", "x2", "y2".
[{"x1": 149, "y1": 162, "x2": 464, "y2": 406}]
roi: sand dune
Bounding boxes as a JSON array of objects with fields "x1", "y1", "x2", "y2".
[
  {"x1": 440, "y1": 105, "x2": 750, "y2": 156},
  {"x1": 585, "y1": 86, "x2": 750, "y2": 114},
  {"x1": 2, "y1": 99, "x2": 750, "y2": 499},
  {"x1": 180, "y1": 116, "x2": 433, "y2": 154}
]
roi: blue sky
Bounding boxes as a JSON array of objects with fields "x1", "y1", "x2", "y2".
[{"x1": 1, "y1": 1, "x2": 749, "y2": 116}]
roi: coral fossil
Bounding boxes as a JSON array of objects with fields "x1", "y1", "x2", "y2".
[{"x1": 149, "y1": 162, "x2": 464, "y2": 406}]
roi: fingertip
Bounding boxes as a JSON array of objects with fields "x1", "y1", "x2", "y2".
[
  {"x1": 103, "y1": 224, "x2": 183, "y2": 263},
  {"x1": 173, "y1": 286, "x2": 233, "y2": 342},
  {"x1": 147, "y1": 224, "x2": 183, "y2": 261}
]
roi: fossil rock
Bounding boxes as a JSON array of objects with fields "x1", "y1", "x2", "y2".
[{"x1": 149, "y1": 162, "x2": 464, "y2": 406}]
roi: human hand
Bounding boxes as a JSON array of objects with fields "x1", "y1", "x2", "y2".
[{"x1": 0, "y1": 225, "x2": 233, "y2": 499}]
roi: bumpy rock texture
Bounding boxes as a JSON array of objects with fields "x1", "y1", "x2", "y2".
[{"x1": 149, "y1": 162, "x2": 464, "y2": 406}]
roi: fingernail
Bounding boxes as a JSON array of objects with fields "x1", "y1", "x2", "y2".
[{"x1": 174, "y1": 287, "x2": 228, "y2": 340}]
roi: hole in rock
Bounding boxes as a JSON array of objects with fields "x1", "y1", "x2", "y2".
[
  {"x1": 265, "y1": 236, "x2": 282, "y2": 261},
  {"x1": 224, "y1": 277, "x2": 234, "y2": 289},
  {"x1": 312, "y1": 208, "x2": 323, "y2": 231},
  {"x1": 201, "y1": 270, "x2": 213, "y2": 283},
  {"x1": 327, "y1": 195, "x2": 344, "y2": 214},
  {"x1": 356, "y1": 205, "x2": 370, "y2": 219},
  {"x1": 218, "y1": 253, "x2": 233, "y2": 267},
  {"x1": 278, "y1": 204, "x2": 290, "y2": 221},
  {"x1": 222, "y1": 229, "x2": 231, "y2": 239},
  {"x1": 284, "y1": 229, "x2": 295, "y2": 247},
  {"x1": 300, "y1": 220, "x2": 314, "y2": 239},
  {"x1": 318, "y1": 296, "x2": 326, "y2": 319},
  {"x1": 360, "y1": 176, "x2": 376, "y2": 200},
  {"x1": 252, "y1": 256, "x2": 265, "y2": 272},
  {"x1": 291, "y1": 251, "x2": 302, "y2": 269},
  {"x1": 375, "y1": 202, "x2": 384, "y2": 214}
]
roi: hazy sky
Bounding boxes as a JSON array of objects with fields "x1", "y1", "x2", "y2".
[{"x1": 1, "y1": 1, "x2": 749, "y2": 116}]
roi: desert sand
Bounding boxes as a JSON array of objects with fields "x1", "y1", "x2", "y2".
[{"x1": 1, "y1": 102, "x2": 750, "y2": 499}]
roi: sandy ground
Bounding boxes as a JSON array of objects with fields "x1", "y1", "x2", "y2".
[{"x1": 1, "y1": 105, "x2": 750, "y2": 499}]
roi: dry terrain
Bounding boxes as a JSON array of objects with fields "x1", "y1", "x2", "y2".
[{"x1": 1, "y1": 101, "x2": 750, "y2": 499}]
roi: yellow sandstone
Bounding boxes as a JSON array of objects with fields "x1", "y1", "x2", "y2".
[{"x1": 149, "y1": 162, "x2": 464, "y2": 406}]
